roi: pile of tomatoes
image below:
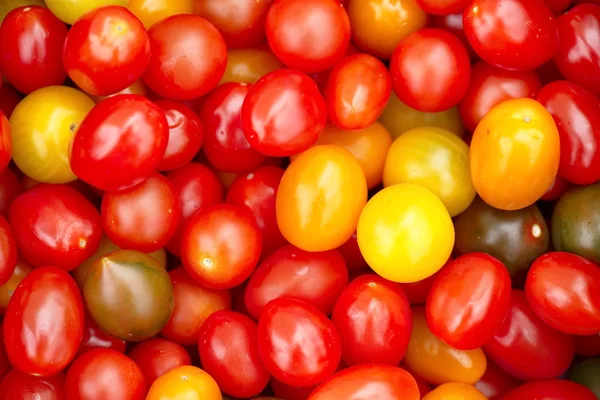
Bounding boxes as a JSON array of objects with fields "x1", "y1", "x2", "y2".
[{"x1": 0, "y1": 0, "x2": 598, "y2": 399}]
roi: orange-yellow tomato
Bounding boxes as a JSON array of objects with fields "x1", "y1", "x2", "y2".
[
  {"x1": 276, "y1": 145, "x2": 367, "y2": 252},
  {"x1": 127, "y1": 0, "x2": 194, "y2": 29},
  {"x1": 404, "y1": 309, "x2": 487, "y2": 386},
  {"x1": 45, "y1": 0, "x2": 128, "y2": 24},
  {"x1": 0, "y1": 0, "x2": 45, "y2": 22},
  {"x1": 383, "y1": 127, "x2": 475, "y2": 216},
  {"x1": 423, "y1": 383, "x2": 488, "y2": 400},
  {"x1": 91, "y1": 80, "x2": 148, "y2": 103},
  {"x1": 348, "y1": 0, "x2": 427, "y2": 59},
  {"x1": 220, "y1": 48, "x2": 283, "y2": 84},
  {"x1": 357, "y1": 184, "x2": 454, "y2": 283},
  {"x1": 379, "y1": 93, "x2": 465, "y2": 138},
  {"x1": 146, "y1": 366, "x2": 222, "y2": 400},
  {"x1": 470, "y1": 98, "x2": 560, "y2": 211},
  {"x1": 0, "y1": 259, "x2": 33, "y2": 315}
]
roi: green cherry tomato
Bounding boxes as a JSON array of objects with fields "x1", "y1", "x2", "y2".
[{"x1": 569, "y1": 358, "x2": 600, "y2": 399}]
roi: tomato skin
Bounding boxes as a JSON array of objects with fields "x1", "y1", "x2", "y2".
[
  {"x1": 221, "y1": 48, "x2": 283, "y2": 85},
  {"x1": 541, "y1": 175, "x2": 570, "y2": 201},
  {"x1": 128, "y1": 338, "x2": 191, "y2": 389},
  {"x1": 127, "y1": 0, "x2": 193, "y2": 29},
  {"x1": 544, "y1": 0, "x2": 574, "y2": 12},
  {"x1": 463, "y1": 0, "x2": 559, "y2": 71},
  {"x1": 423, "y1": 382, "x2": 487, "y2": 400},
  {"x1": 199, "y1": 310, "x2": 270, "y2": 398},
  {"x1": 241, "y1": 69, "x2": 327, "y2": 157},
  {"x1": 337, "y1": 232, "x2": 368, "y2": 272},
  {"x1": 0, "y1": 168, "x2": 22, "y2": 217},
  {"x1": 0, "y1": 370, "x2": 66, "y2": 400},
  {"x1": 418, "y1": 0, "x2": 470, "y2": 14},
  {"x1": 0, "y1": 84, "x2": 22, "y2": 118},
  {"x1": 500, "y1": 380, "x2": 596, "y2": 400},
  {"x1": 78, "y1": 314, "x2": 127, "y2": 355},
  {"x1": 257, "y1": 298, "x2": 341, "y2": 387},
  {"x1": 146, "y1": 365, "x2": 221, "y2": 400},
  {"x1": 3, "y1": 267, "x2": 84, "y2": 376},
  {"x1": 0, "y1": 326, "x2": 9, "y2": 382},
  {"x1": 0, "y1": 216, "x2": 16, "y2": 285},
  {"x1": 143, "y1": 14, "x2": 227, "y2": 101},
  {"x1": 271, "y1": 378, "x2": 316, "y2": 400},
  {"x1": 0, "y1": 259, "x2": 32, "y2": 315},
  {"x1": 475, "y1": 361, "x2": 522, "y2": 400}
]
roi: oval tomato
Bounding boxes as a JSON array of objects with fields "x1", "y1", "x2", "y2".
[
  {"x1": 128, "y1": 338, "x2": 191, "y2": 389},
  {"x1": 146, "y1": 365, "x2": 221, "y2": 400},
  {"x1": 500, "y1": 380, "x2": 596, "y2": 400},
  {"x1": 0, "y1": 370, "x2": 66, "y2": 400}
]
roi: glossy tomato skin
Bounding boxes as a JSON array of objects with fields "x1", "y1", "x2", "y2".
[
  {"x1": 418, "y1": 0, "x2": 470, "y2": 14},
  {"x1": 3, "y1": 267, "x2": 84, "y2": 376},
  {"x1": 474, "y1": 360, "x2": 522, "y2": 400},
  {"x1": 463, "y1": 0, "x2": 559, "y2": 71},
  {"x1": 78, "y1": 314, "x2": 127, "y2": 355},
  {"x1": 500, "y1": 380, "x2": 596, "y2": 400},
  {"x1": 537, "y1": 81, "x2": 600, "y2": 185},
  {"x1": 221, "y1": 48, "x2": 283, "y2": 85},
  {"x1": 241, "y1": 69, "x2": 327, "y2": 157},
  {"x1": 127, "y1": 0, "x2": 194, "y2": 29},
  {"x1": 0, "y1": 6, "x2": 67, "y2": 94},
  {"x1": 128, "y1": 338, "x2": 191, "y2": 389},
  {"x1": 0, "y1": 370, "x2": 66, "y2": 400},
  {"x1": 70, "y1": 95, "x2": 168, "y2": 192},
  {"x1": 143, "y1": 14, "x2": 227, "y2": 100},
  {"x1": 257, "y1": 298, "x2": 341, "y2": 387},
  {"x1": 423, "y1": 383, "x2": 487, "y2": 400},
  {"x1": 9, "y1": 184, "x2": 102, "y2": 270},
  {"x1": 145, "y1": 365, "x2": 221, "y2": 400},
  {"x1": 0, "y1": 216, "x2": 16, "y2": 285}
]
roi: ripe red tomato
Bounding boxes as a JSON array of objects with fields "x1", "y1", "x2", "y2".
[
  {"x1": 0, "y1": 215, "x2": 16, "y2": 285},
  {"x1": 474, "y1": 361, "x2": 522, "y2": 400},
  {"x1": 0, "y1": 370, "x2": 66, "y2": 400},
  {"x1": 9, "y1": 184, "x2": 102, "y2": 270},
  {"x1": 257, "y1": 297, "x2": 341, "y2": 387},
  {"x1": 143, "y1": 14, "x2": 227, "y2": 100},
  {"x1": 240, "y1": 69, "x2": 327, "y2": 157},
  {"x1": 128, "y1": 338, "x2": 191, "y2": 389},
  {"x1": 0, "y1": 112, "x2": 10, "y2": 175},
  {"x1": 417, "y1": 0, "x2": 470, "y2": 14},
  {"x1": 500, "y1": 380, "x2": 596, "y2": 400},
  {"x1": 3, "y1": 267, "x2": 84, "y2": 376},
  {"x1": 0, "y1": 168, "x2": 21, "y2": 216},
  {"x1": 390, "y1": 28, "x2": 471, "y2": 112},
  {"x1": 463, "y1": 0, "x2": 559, "y2": 71},
  {"x1": 78, "y1": 314, "x2": 127, "y2": 355}
]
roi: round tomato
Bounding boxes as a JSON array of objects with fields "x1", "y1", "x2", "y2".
[
  {"x1": 45, "y1": 0, "x2": 128, "y2": 24},
  {"x1": 127, "y1": 0, "x2": 193, "y2": 29},
  {"x1": 78, "y1": 313, "x2": 127, "y2": 355},
  {"x1": 500, "y1": 380, "x2": 596, "y2": 400},
  {"x1": 221, "y1": 48, "x2": 283, "y2": 85},
  {"x1": 0, "y1": 216, "x2": 16, "y2": 286},
  {"x1": 0, "y1": 370, "x2": 66, "y2": 400},
  {"x1": 146, "y1": 365, "x2": 221, "y2": 400},
  {"x1": 423, "y1": 382, "x2": 487, "y2": 400},
  {"x1": 128, "y1": 338, "x2": 191, "y2": 389}
]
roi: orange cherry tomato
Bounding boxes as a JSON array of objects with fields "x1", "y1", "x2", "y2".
[
  {"x1": 470, "y1": 98, "x2": 560, "y2": 210},
  {"x1": 128, "y1": 0, "x2": 194, "y2": 29},
  {"x1": 220, "y1": 48, "x2": 283, "y2": 85},
  {"x1": 146, "y1": 365, "x2": 221, "y2": 400},
  {"x1": 423, "y1": 382, "x2": 488, "y2": 400}
]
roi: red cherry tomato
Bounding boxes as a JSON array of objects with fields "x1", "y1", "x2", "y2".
[
  {"x1": 3, "y1": 267, "x2": 84, "y2": 376},
  {"x1": 426, "y1": 253, "x2": 511, "y2": 350},
  {"x1": 500, "y1": 380, "x2": 596, "y2": 400},
  {"x1": 240, "y1": 69, "x2": 327, "y2": 157},
  {"x1": 265, "y1": 0, "x2": 350, "y2": 73},
  {"x1": 78, "y1": 314, "x2": 127, "y2": 355},
  {"x1": 0, "y1": 215, "x2": 16, "y2": 285},
  {"x1": 418, "y1": 0, "x2": 470, "y2": 14},
  {"x1": 475, "y1": 361, "x2": 522, "y2": 400},
  {"x1": 257, "y1": 297, "x2": 341, "y2": 387},
  {"x1": 0, "y1": 112, "x2": 10, "y2": 175},
  {"x1": 541, "y1": 175, "x2": 570, "y2": 201},
  {"x1": 128, "y1": 338, "x2": 191, "y2": 389},
  {"x1": 199, "y1": 82, "x2": 266, "y2": 173},
  {"x1": 0, "y1": 370, "x2": 66, "y2": 400},
  {"x1": 143, "y1": 14, "x2": 227, "y2": 100},
  {"x1": 483, "y1": 290, "x2": 574, "y2": 381},
  {"x1": 430, "y1": 12, "x2": 477, "y2": 59},
  {"x1": 463, "y1": 0, "x2": 559, "y2": 71},
  {"x1": 199, "y1": 310, "x2": 270, "y2": 398},
  {"x1": 9, "y1": 184, "x2": 102, "y2": 270},
  {"x1": 390, "y1": 28, "x2": 471, "y2": 112},
  {"x1": 336, "y1": 232, "x2": 368, "y2": 272}
]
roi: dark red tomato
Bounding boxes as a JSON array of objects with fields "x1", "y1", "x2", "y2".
[
  {"x1": 199, "y1": 83, "x2": 266, "y2": 173},
  {"x1": 265, "y1": 0, "x2": 350, "y2": 73},
  {"x1": 0, "y1": 215, "x2": 16, "y2": 285},
  {"x1": 418, "y1": 0, "x2": 470, "y2": 15},
  {"x1": 101, "y1": 173, "x2": 181, "y2": 252},
  {"x1": 3, "y1": 267, "x2": 84, "y2": 376},
  {"x1": 484, "y1": 290, "x2": 574, "y2": 381},
  {"x1": 155, "y1": 101, "x2": 204, "y2": 171},
  {"x1": 430, "y1": 13, "x2": 477, "y2": 59},
  {"x1": 463, "y1": 0, "x2": 559, "y2": 71},
  {"x1": 0, "y1": 370, "x2": 66, "y2": 400},
  {"x1": 240, "y1": 69, "x2": 327, "y2": 157},
  {"x1": 390, "y1": 28, "x2": 471, "y2": 112},
  {"x1": 271, "y1": 378, "x2": 317, "y2": 400},
  {"x1": 554, "y1": 4, "x2": 600, "y2": 96},
  {"x1": 0, "y1": 112, "x2": 10, "y2": 174},
  {"x1": 9, "y1": 184, "x2": 102, "y2": 270},
  {"x1": 165, "y1": 162, "x2": 224, "y2": 256},
  {"x1": 128, "y1": 338, "x2": 191, "y2": 389},
  {"x1": 0, "y1": 6, "x2": 67, "y2": 94},
  {"x1": 543, "y1": 0, "x2": 574, "y2": 13},
  {"x1": 244, "y1": 244, "x2": 348, "y2": 319},
  {"x1": 308, "y1": 364, "x2": 420, "y2": 400},
  {"x1": 500, "y1": 380, "x2": 596, "y2": 400},
  {"x1": 525, "y1": 252, "x2": 600, "y2": 335},
  {"x1": 324, "y1": 54, "x2": 391, "y2": 130},
  {"x1": 78, "y1": 314, "x2": 127, "y2": 355},
  {"x1": 65, "y1": 349, "x2": 145, "y2": 400},
  {"x1": 459, "y1": 61, "x2": 541, "y2": 132},
  {"x1": 143, "y1": 14, "x2": 227, "y2": 101},
  {"x1": 575, "y1": 334, "x2": 600, "y2": 356},
  {"x1": 537, "y1": 81, "x2": 600, "y2": 185},
  {"x1": 181, "y1": 204, "x2": 262, "y2": 289},
  {"x1": 331, "y1": 274, "x2": 412, "y2": 366},
  {"x1": 0, "y1": 325, "x2": 9, "y2": 381},
  {"x1": 0, "y1": 84, "x2": 22, "y2": 118},
  {"x1": 199, "y1": 310, "x2": 270, "y2": 398},
  {"x1": 475, "y1": 361, "x2": 522, "y2": 400},
  {"x1": 541, "y1": 175, "x2": 570, "y2": 201},
  {"x1": 70, "y1": 95, "x2": 168, "y2": 192},
  {"x1": 426, "y1": 253, "x2": 512, "y2": 350},
  {"x1": 63, "y1": 6, "x2": 150, "y2": 96},
  {"x1": 257, "y1": 298, "x2": 341, "y2": 387},
  {"x1": 337, "y1": 232, "x2": 368, "y2": 272}
]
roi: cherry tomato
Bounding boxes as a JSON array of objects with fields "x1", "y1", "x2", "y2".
[
  {"x1": 0, "y1": 370, "x2": 65, "y2": 400},
  {"x1": 0, "y1": 259, "x2": 32, "y2": 315},
  {"x1": 423, "y1": 382, "x2": 487, "y2": 400},
  {"x1": 70, "y1": 94, "x2": 168, "y2": 192},
  {"x1": 128, "y1": 338, "x2": 191, "y2": 389},
  {"x1": 146, "y1": 365, "x2": 221, "y2": 400},
  {"x1": 78, "y1": 313, "x2": 127, "y2": 355},
  {"x1": 500, "y1": 380, "x2": 596, "y2": 400},
  {"x1": 390, "y1": 28, "x2": 471, "y2": 112},
  {"x1": 475, "y1": 361, "x2": 522, "y2": 400},
  {"x1": 0, "y1": 0, "x2": 45, "y2": 22},
  {"x1": 430, "y1": 12, "x2": 477, "y2": 58},
  {"x1": 0, "y1": 216, "x2": 16, "y2": 286},
  {"x1": 221, "y1": 48, "x2": 283, "y2": 85},
  {"x1": 277, "y1": 145, "x2": 367, "y2": 252},
  {"x1": 241, "y1": 69, "x2": 327, "y2": 157},
  {"x1": 401, "y1": 265, "x2": 445, "y2": 306},
  {"x1": 143, "y1": 14, "x2": 227, "y2": 100},
  {"x1": 127, "y1": 0, "x2": 193, "y2": 29},
  {"x1": 569, "y1": 358, "x2": 600, "y2": 399},
  {"x1": 45, "y1": 0, "x2": 128, "y2": 24},
  {"x1": 463, "y1": 0, "x2": 559, "y2": 71},
  {"x1": 337, "y1": 232, "x2": 368, "y2": 272}
]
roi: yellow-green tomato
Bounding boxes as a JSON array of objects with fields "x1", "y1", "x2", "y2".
[
  {"x1": 383, "y1": 127, "x2": 476, "y2": 217},
  {"x1": 45, "y1": 0, "x2": 128, "y2": 24},
  {"x1": 357, "y1": 184, "x2": 454, "y2": 283},
  {"x1": 10, "y1": 86, "x2": 95, "y2": 184}
]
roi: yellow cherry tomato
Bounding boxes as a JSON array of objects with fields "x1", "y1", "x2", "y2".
[
  {"x1": 348, "y1": 0, "x2": 427, "y2": 59},
  {"x1": 383, "y1": 127, "x2": 475, "y2": 217},
  {"x1": 276, "y1": 145, "x2": 367, "y2": 252},
  {"x1": 357, "y1": 184, "x2": 454, "y2": 283},
  {"x1": 404, "y1": 309, "x2": 487, "y2": 386},
  {"x1": 379, "y1": 93, "x2": 465, "y2": 138},
  {"x1": 146, "y1": 366, "x2": 222, "y2": 400},
  {"x1": 470, "y1": 98, "x2": 560, "y2": 211},
  {"x1": 221, "y1": 48, "x2": 284, "y2": 85},
  {"x1": 10, "y1": 86, "x2": 95, "y2": 184},
  {"x1": 45, "y1": 0, "x2": 128, "y2": 24},
  {"x1": 127, "y1": 0, "x2": 193, "y2": 29},
  {"x1": 0, "y1": 0, "x2": 45, "y2": 22},
  {"x1": 423, "y1": 382, "x2": 488, "y2": 400}
]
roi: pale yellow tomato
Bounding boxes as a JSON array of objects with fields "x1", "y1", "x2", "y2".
[
  {"x1": 383, "y1": 127, "x2": 475, "y2": 216},
  {"x1": 127, "y1": 0, "x2": 194, "y2": 29},
  {"x1": 423, "y1": 382, "x2": 488, "y2": 400},
  {"x1": 0, "y1": 0, "x2": 45, "y2": 23},
  {"x1": 357, "y1": 184, "x2": 454, "y2": 283},
  {"x1": 221, "y1": 48, "x2": 283, "y2": 85},
  {"x1": 10, "y1": 86, "x2": 95, "y2": 184}
]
